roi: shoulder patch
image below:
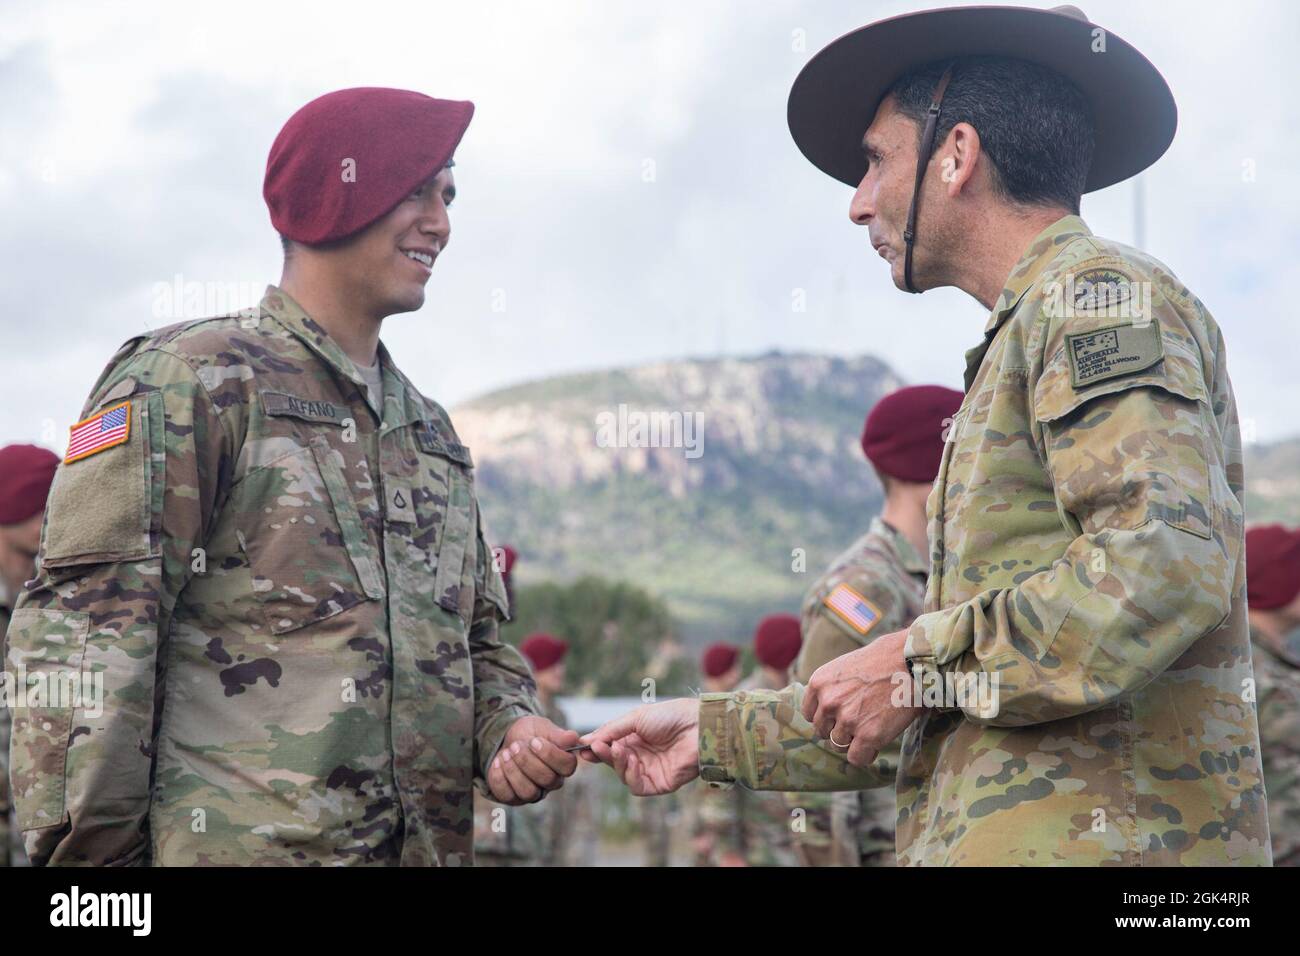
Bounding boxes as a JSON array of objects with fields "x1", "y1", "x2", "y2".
[
  {"x1": 1066, "y1": 322, "x2": 1164, "y2": 389},
  {"x1": 822, "y1": 583, "x2": 882, "y2": 637},
  {"x1": 65, "y1": 400, "x2": 131, "y2": 463},
  {"x1": 1072, "y1": 266, "x2": 1135, "y2": 312}
]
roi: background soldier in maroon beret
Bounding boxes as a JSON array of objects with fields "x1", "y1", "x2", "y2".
[
  {"x1": 0, "y1": 443, "x2": 59, "y2": 868},
  {"x1": 1245, "y1": 525, "x2": 1300, "y2": 866},
  {"x1": 735, "y1": 614, "x2": 802, "y2": 866},
  {"x1": 686, "y1": 643, "x2": 745, "y2": 866},
  {"x1": 790, "y1": 384, "x2": 962, "y2": 866}
]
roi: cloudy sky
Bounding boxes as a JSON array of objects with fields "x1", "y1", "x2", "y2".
[{"x1": 2, "y1": 0, "x2": 1297, "y2": 451}]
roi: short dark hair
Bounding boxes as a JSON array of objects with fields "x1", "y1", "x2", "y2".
[
  {"x1": 279, "y1": 233, "x2": 293, "y2": 256},
  {"x1": 887, "y1": 56, "x2": 1094, "y2": 214}
]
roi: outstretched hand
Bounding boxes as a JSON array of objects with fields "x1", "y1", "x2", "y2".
[{"x1": 578, "y1": 698, "x2": 701, "y2": 795}]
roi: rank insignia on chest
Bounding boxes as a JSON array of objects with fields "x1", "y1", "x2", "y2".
[
  {"x1": 65, "y1": 400, "x2": 131, "y2": 463},
  {"x1": 823, "y1": 583, "x2": 882, "y2": 636}
]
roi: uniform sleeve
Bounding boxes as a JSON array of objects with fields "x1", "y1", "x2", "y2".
[
  {"x1": 697, "y1": 685, "x2": 894, "y2": 791},
  {"x1": 6, "y1": 348, "x2": 230, "y2": 865},
  {"x1": 905, "y1": 292, "x2": 1239, "y2": 727},
  {"x1": 468, "y1": 513, "x2": 540, "y2": 782}
]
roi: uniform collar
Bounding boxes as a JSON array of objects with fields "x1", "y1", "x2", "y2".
[
  {"x1": 872, "y1": 516, "x2": 928, "y2": 577},
  {"x1": 260, "y1": 286, "x2": 364, "y2": 389},
  {"x1": 261, "y1": 286, "x2": 424, "y2": 429},
  {"x1": 961, "y1": 215, "x2": 1092, "y2": 391}
]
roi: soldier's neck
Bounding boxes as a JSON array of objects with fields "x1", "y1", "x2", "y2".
[
  {"x1": 948, "y1": 204, "x2": 1073, "y2": 311},
  {"x1": 279, "y1": 268, "x2": 383, "y2": 368},
  {"x1": 881, "y1": 488, "x2": 930, "y2": 563}
]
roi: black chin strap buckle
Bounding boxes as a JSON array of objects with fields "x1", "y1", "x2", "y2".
[{"x1": 902, "y1": 65, "x2": 954, "y2": 294}]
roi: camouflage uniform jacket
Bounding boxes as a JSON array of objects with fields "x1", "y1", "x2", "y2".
[
  {"x1": 1, "y1": 583, "x2": 30, "y2": 866},
  {"x1": 1251, "y1": 624, "x2": 1300, "y2": 866},
  {"x1": 699, "y1": 216, "x2": 1271, "y2": 865},
  {"x1": 6, "y1": 286, "x2": 539, "y2": 866},
  {"x1": 792, "y1": 516, "x2": 927, "y2": 865}
]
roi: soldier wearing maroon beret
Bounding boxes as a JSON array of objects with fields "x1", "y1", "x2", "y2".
[
  {"x1": 8, "y1": 88, "x2": 578, "y2": 867},
  {"x1": 787, "y1": 384, "x2": 962, "y2": 867},
  {"x1": 0, "y1": 443, "x2": 60, "y2": 868},
  {"x1": 686, "y1": 643, "x2": 745, "y2": 865},
  {"x1": 1245, "y1": 525, "x2": 1300, "y2": 865},
  {"x1": 735, "y1": 615, "x2": 803, "y2": 866}
]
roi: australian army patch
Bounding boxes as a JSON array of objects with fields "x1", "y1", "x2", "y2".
[
  {"x1": 1066, "y1": 322, "x2": 1164, "y2": 389},
  {"x1": 1073, "y1": 267, "x2": 1134, "y2": 312}
]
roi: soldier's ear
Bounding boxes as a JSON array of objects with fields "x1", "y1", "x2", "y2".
[{"x1": 940, "y1": 122, "x2": 982, "y2": 197}]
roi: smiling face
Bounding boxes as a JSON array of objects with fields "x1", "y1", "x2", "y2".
[
  {"x1": 848, "y1": 95, "x2": 924, "y2": 290},
  {"x1": 330, "y1": 165, "x2": 457, "y2": 318}
]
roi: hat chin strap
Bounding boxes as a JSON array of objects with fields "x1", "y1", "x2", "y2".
[{"x1": 902, "y1": 65, "x2": 953, "y2": 294}]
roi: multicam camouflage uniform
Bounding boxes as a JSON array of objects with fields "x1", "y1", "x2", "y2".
[
  {"x1": 1252, "y1": 625, "x2": 1300, "y2": 866},
  {"x1": 1, "y1": 582, "x2": 29, "y2": 867},
  {"x1": 6, "y1": 286, "x2": 540, "y2": 866},
  {"x1": 790, "y1": 516, "x2": 927, "y2": 866},
  {"x1": 698, "y1": 216, "x2": 1272, "y2": 865}
]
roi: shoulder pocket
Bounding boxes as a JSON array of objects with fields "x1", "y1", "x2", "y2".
[
  {"x1": 1035, "y1": 331, "x2": 1213, "y2": 540},
  {"x1": 5, "y1": 608, "x2": 90, "y2": 831},
  {"x1": 41, "y1": 389, "x2": 160, "y2": 568},
  {"x1": 1035, "y1": 325, "x2": 1207, "y2": 425}
]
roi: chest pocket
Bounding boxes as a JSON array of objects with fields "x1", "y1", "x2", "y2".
[
  {"x1": 411, "y1": 425, "x2": 478, "y2": 622},
  {"x1": 235, "y1": 432, "x2": 385, "y2": 635}
]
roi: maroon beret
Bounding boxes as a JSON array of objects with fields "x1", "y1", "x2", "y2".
[
  {"x1": 520, "y1": 633, "x2": 568, "y2": 673},
  {"x1": 862, "y1": 385, "x2": 965, "y2": 483},
  {"x1": 492, "y1": 544, "x2": 518, "y2": 586},
  {"x1": 0, "y1": 444, "x2": 60, "y2": 525},
  {"x1": 701, "y1": 642, "x2": 740, "y2": 678},
  {"x1": 754, "y1": 614, "x2": 802, "y2": 670},
  {"x1": 265, "y1": 87, "x2": 474, "y2": 245},
  {"x1": 1246, "y1": 525, "x2": 1300, "y2": 611}
]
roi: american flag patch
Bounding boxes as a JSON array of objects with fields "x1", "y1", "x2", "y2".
[
  {"x1": 65, "y1": 400, "x2": 131, "y2": 463},
  {"x1": 823, "y1": 583, "x2": 882, "y2": 636}
]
